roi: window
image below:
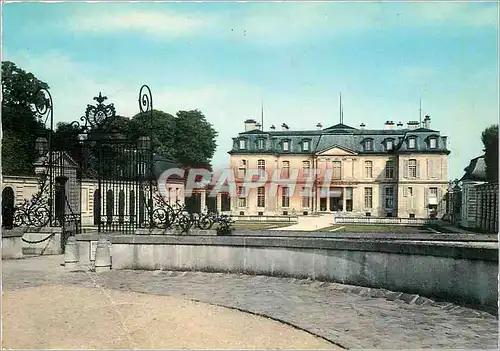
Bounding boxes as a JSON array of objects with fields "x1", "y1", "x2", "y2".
[
  {"x1": 303, "y1": 140, "x2": 310, "y2": 151},
  {"x1": 239, "y1": 139, "x2": 246, "y2": 149},
  {"x1": 238, "y1": 186, "x2": 246, "y2": 207},
  {"x1": 386, "y1": 139, "x2": 393, "y2": 151},
  {"x1": 238, "y1": 159, "x2": 247, "y2": 178},
  {"x1": 332, "y1": 161, "x2": 342, "y2": 180},
  {"x1": 282, "y1": 161, "x2": 290, "y2": 179},
  {"x1": 301, "y1": 187, "x2": 311, "y2": 208},
  {"x1": 364, "y1": 188, "x2": 373, "y2": 208},
  {"x1": 408, "y1": 138, "x2": 416, "y2": 149},
  {"x1": 365, "y1": 161, "x2": 373, "y2": 178},
  {"x1": 167, "y1": 187, "x2": 172, "y2": 204},
  {"x1": 365, "y1": 139, "x2": 373, "y2": 151},
  {"x1": 346, "y1": 187, "x2": 353, "y2": 212},
  {"x1": 385, "y1": 160, "x2": 395, "y2": 178},
  {"x1": 282, "y1": 187, "x2": 290, "y2": 207},
  {"x1": 302, "y1": 161, "x2": 311, "y2": 177},
  {"x1": 429, "y1": 187, "x2": 438, "y2": 197},
  {"x1": 258, "y1": 139, "x2": 265, "y2": 150},
  {"x1": 385, "y1": 187, "x2": 394, "y2": 209},
  {"x1": 429, "y1": 138, "x2": 437, "y2": 149},
  {"x1": 257, "y1": 159, "x2": 266, "y2": 177},
  {"x1": 257, "y1": 186, "x2": 265, "y2": 207},
  {"x1": 283, "y1": 140, "x2": 290, "y2": 151},
  {"x1": 406, "y1": 186, "x2": 414, "y2": 209},
  {"x1": 408, "y1": 159, "x2": 417, "y2": 178},
  {"x1": 427, "y1": 159, "x2": 437, "y2": 178}
]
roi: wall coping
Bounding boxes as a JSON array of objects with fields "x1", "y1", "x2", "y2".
[
  {"x1": 108, "y1": 235, "x2": 498, "y2": 261},
  {"x1": 1, "y1": 228, "x2": 24, "y2": 238}
]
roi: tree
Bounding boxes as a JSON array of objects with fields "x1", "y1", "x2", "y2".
[
  {"x1": 481, "y1": 124, "x2": 499, "y2": 182},
  {"x1": 173, "y1": 110, "x2": 218, "y2": 170},
  {"x1": 1, "y1": 61, "x2": 50, "y2": 175},
  {"x1": 131, "y1": 110, "x2": 177, "y2": 160}
]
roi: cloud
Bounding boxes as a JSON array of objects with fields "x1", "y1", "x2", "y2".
[
  {"x1": 63, "y1": 2, "x2": 498, "y2": 45},
  {"x1": 68, "y1": 9, "x2": 218, "y2": 38}
]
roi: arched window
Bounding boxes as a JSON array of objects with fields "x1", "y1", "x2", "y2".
[
  {"x1": 129, "y1": 190, "x2": 135, "y2": 224},
  {"x1": 118, "y1": 190, "x2": 125, "y2": 224},
  {"x1": 2, "y1": 187, "x2": 15, "y2": 229},
  {"x1": 106, "y1": 189, "x2": 114, "y2": 225},
  {"x1": 93, "y1": 189, "x2": 101, "y2": 225}
]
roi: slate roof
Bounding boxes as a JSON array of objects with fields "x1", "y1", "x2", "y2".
[
  {"x1": 229, "y1": 122, "x2": 450, "y2": 155},
  {"x1": 459, "y1": 155, "x2": 487, "y2": 182}
]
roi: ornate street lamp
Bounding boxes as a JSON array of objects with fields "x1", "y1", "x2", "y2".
[
  {"x1": 137, "y1": 135, "x2": 151, "y2": 151},
  {"x1": 35, "y1": 136, "x2": 49, "y2": 156}
]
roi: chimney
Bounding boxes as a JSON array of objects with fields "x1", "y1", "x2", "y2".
[
  {"x1": 397, "y1": 121, "x2": 403, "y2": 129},
  {"x1": 316, "y1": 123, "x2": 322, "y2": 130},
  {"x1": 244, "y1": 119, "x2": 257, "y2": 132},
  {"x1": 270, "y1": 124, "x2": 276, "y2": 131},
  {"x1": 359, "y1": 123, "x2": 366, "y2": 129},
  {"x1": 281, "y1": 123, "x2": 289, "y2": 131},
  {"x1": 423, "y1": 115, "x2": 431, "y2": 129},
  {"x1": 407, "y1": 121, "x2": 419, "y2": 130},
  {"x1": 255, "y1": 122, "x2": 262, "y2": 130},
  {"x1": 384, "y1": 120, "x2": 395, "y2": 130}
]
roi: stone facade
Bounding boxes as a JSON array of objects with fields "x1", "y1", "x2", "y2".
[{"x1": 228, "y1": 119, "x2": 449, "y2": 218}]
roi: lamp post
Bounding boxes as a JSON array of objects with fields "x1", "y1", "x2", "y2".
[{"x1": 35, "y1": 136, "x2": 49, "y2": 156}]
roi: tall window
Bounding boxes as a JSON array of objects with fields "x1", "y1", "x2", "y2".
[
  {"x1": 302, "y1": 160, "x2": 311, "y2": 177},
  {"x1": 408, "y1": 159, "x2": 417, "y2": 178},
  {"x1": 257, "y1": 159, "x2": 266, "y2": 177},
  {"x1": 406, "y1": 186, "x2": 414, "y2": 209},
  {"x1": 346, "y1": 187, "x2": 353, "y2": 212},
  {"x1": 303, "y1": 140, "x2": 310, "y2": 151},
  {"x1": 385, "y1": 187, "x2": 394, "y2": 209},
  {"x1": 332, "y1": 161, "x2": 342, "y2": 180},
  {"x1": 239, "y1": 139, "x2": 246, "y2": 150},
  {"x1": 238, "y1": 159, "x2": 247, "y2": 178},
  {"x1": 364, "y1": 188, "x2": 373, "y2": 208},
  {"x1": 365, "y1": 139, "x2": 373, "y2": 151},
  {"x1": 429, "y1": 138, "x2": 437, "y2": 149},
  {"x1": 365, "y1": 161, "x2": 373, "y2": 178},
  {"x1": 257, "y1": 186, "x2": 265, "y2": 207},
  {"x1": 258, "y1": 139, "x2": 265, "y2": 149},
  {"x1": 283, "y1": 140, "x2": 290, "y2": 151},
  {"x1": 427, "y1": 159, "x2": 436, "y2": 178},
  {"x1": 429, "y1": 187, "x2": 438, "y2": 198},
  {"x1": 282, "y1": 161, "x2": 290, "y2": 178},
  {"x1": 301, "y1": 187, "x2": 311, "y2": 208},
  {"x1": 238, "y1": 186, "x2": 246, "y2": 207},
  {"x1": 282, "y1": 187, "x2": 290, "y2": 207},
  {"x1": 385, "y1": 160, "x2": 395, "y2": 178},
  {"x1": 408, "y1": 138, "x2": 416, "y2": 149}
]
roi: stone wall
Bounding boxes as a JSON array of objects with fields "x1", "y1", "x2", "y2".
[
  {"x1": 102, "y1": 234, "x2": 498, "y2": 309},
  {"x1": 1, "y1": 228, "x2": 24, "y2": 259}
]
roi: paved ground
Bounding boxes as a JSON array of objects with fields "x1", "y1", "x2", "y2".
[
  {"x1": 3, "y1": 285, "x2": 334, "y2": 349},
  {"x1": 270, "y1": 214, "x2": 333, "y2": 231},
  {"x1": 2, "y1": 255, "x2": 498, "y2": 349}
]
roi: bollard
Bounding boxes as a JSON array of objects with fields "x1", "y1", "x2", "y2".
[
  {"x1": 64, "y1": 236, "x2": 79, "y2": 270},
  {"x1": 94, "y1": 237, "x2": 111, "y2": 273}
]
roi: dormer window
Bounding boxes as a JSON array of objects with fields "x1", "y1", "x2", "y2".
[
  {"x1": 364, "y1": 139, "x2": 373, "y2": 151},
  {"x1": 429, "y1": 137, "x2": 437, "y2": 149},
  {"x1": 257, "y1": 138, "x2": 265, "y2": 150},
  {"x1": 282, "y1": 140, "x2": 290, "y2": 151},
  {"x1": 408, "y1": 137, "x2": 416, "y2": 149},
  {"x1": 386, "y1": 139, "x2": 394, "y2": 151},
  {"x1": 302, "y1": 140, "x2": 310, "y2": 151},
  {"x1": 239, "y1": 139, "x2": 246, "y2": 150}
]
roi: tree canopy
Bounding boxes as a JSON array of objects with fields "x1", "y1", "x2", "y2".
[
  {"x1": 1, "y1": 61, "x2": 50, "y2": 175},
  {"x1": 481, "y1": 124, "x2": 499, "y2": 183}
]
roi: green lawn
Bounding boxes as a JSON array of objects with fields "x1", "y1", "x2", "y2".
[{"x1": 317, "y1": 225, "x2": 430, "y2": 233}]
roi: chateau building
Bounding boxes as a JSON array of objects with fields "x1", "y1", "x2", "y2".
[{"x1": 228, "y1": 116, "x2": 450, "y2": 218}]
